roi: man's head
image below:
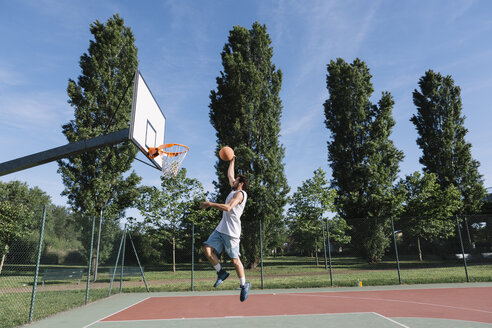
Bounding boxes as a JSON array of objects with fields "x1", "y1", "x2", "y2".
[{"x1": 233, "y1": 174, "x2": 249, "y2": 191}]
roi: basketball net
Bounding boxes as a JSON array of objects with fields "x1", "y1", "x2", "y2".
[{"x1": 148, "y1": 144, "x2": 189, "y2": 178}]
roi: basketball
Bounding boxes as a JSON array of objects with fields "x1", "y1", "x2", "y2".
[{"x1": 219, "y1": 146, "x2": 234, "y2": 161}]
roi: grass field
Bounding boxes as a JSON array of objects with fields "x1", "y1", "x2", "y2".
[{"x1": 1, "y1": 256, "x2": 491, "y2": 328}]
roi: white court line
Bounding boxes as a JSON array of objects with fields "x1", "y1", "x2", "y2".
[
  {"x1": 91, "y1": 312, "x2": 380, "y2": 324},
  {"x1": 285, "y1": 293, "x2": 492, "y2": 315},
  {"x1": 82, "y1": 296, "x2": 151, "y2": 328},
  {"x1": 372, "y1": 312, "x2": 410, "y2": 328},
  {"x1": 93, "y1": 312, "x2": 384, "y2": 328}
]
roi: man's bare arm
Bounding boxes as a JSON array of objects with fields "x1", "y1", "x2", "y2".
[
  {"x1": 200, "y1": 191, "x2": 244, "y2": 212},
  {"x1": 227, "y1": 156, "x2": 235, "y2": 187}
]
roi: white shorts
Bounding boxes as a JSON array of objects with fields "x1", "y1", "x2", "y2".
[{"x1": 204, "y1": 230, "x2": 241, "y2": 259}]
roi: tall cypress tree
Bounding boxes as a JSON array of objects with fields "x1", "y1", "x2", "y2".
[
  {"x1": 58, "y1": 14, "x2": 141, "y2": 268},
  {"x1": 324, "y1": 58, "x2": 404, "y2": 262},
  {"x1": 411, "y1": 70, "x2": 485, "y2": 214},
  {"x1": 209, "y1": 22, "x2": 289, "y2": 268}
]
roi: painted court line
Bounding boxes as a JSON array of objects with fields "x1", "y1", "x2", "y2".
[
  {"x1": 96, "y1": 311, "x2": 383, "y2": 324},
  {"x1": 372, "y1": 312, "x2": 410, "y2": 328},
  {"x1": 288, "y1": 292, "x2": 492, "y2": 315},
  {"x1": 95, "y1": 288, "x2": 492, "y2": 325},
  {"x1": 82, "y1": 297, "x2": 151, "y2": 328}
]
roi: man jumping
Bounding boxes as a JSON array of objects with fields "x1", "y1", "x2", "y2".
[{"x1": 200, "y1": 156, "x2": 250, "y2": 302}]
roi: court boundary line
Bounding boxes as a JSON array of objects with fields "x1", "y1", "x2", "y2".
[
  {"x1": 82, "y1": 296, "x2": 151, "y2": 328},
  {"x1": 372, "y1": 312, "x2": 410, "y2": 328},
  {"x1": 89, "y1": 286, "x2": 492, "y2": 326},
  {"x1": 286, "y1": 292, "x2": 492, "y2": 315},
  {"x1": 94, "y1": 311, "x2": 385, "y2": 324}
]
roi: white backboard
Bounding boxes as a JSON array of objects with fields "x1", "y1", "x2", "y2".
[{"x1": 130, "y1": 70, "x2": 166, "y2": 170}]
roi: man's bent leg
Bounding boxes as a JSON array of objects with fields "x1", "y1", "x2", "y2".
[
  {"x1": 202, "y1": 245, "x2": 219, "y2": 267},
  {"x1": 203, "y1": 245, "x2": 229, "y2": 287}
]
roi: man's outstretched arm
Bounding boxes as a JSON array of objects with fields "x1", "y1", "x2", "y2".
[
  {"x1": 228, "y1": 156, "x2": 235, "y2": 187},
  {"x1": 200, "y1": 191, "x2": 244, "y2": 212}
]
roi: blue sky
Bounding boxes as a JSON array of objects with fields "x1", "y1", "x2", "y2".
[{"x1": 1, "y1": 0, "x2": 491, "y2": 219}]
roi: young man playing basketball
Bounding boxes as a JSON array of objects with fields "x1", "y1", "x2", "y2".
[{"x1": 200, "y1": 156, "x2": 250, "y2": 302}]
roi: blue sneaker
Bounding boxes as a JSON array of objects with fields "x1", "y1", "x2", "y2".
[
  {"x1": 213, "y1": 269, "x2": 229, "y2": 287},
  {"x1": 240, "y1": 282, "x2": 250, "y2": 302}
]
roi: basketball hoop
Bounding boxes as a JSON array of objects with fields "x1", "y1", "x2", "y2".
[{"x1": 148, "y1": 143, "x2": 189, "y2": 178}]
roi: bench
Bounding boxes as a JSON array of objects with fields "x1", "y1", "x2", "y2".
[
  {"x1": 109, "y1": 266, "x2": 143, "y2": 279},
  {"x1": 42, "y1": 268, "x2": 84, "y2": 286}
]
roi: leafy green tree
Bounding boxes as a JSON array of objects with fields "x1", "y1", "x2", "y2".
[
  {"x1": 287, "y1": 168, "x2": 349, "y2": 261},
  {"x1": 411, "y1": 70, "x2": 485, "y2": 214},
  {"x1": 323, "y1": 58, "x2": 405, "y2": 263},
  {"x1": 0, "y1": 181, "x2": 50, "y2": 272},
  {"x1": 44, "y1": 206, "x2": 82, "y2": 251},
  {"x1": 209, "y1": 22, "x2": 289, "y2": 268},
  {"x1": 398, "y1": 171, "x2": 462, "y2": 261},
  {"x1": 57, "y1": 14, "x2": 141, "y2": 273},
  {"x1": 137, "y1": 169, "x2": 208, "y2": 272}
]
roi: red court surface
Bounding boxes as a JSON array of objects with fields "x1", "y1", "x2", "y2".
[{"x1": 102, "y1": 287, "x2": 492, "y2": 324}]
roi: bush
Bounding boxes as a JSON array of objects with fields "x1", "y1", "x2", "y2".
[{"x1": 63, "y1": 250, "x2": 85, "y2": 265}]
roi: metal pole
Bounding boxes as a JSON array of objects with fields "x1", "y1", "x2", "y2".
[
  {"x1": 456, "y1": 215, "x2": 470, "y2": 282},
  {"x1": 29, "y1": 206, "x2": 47, "y2": 322},
  {"x1": 191, "y1": 221, "x2": 195, "y2": 291},
  {"x1": 326, "y1": 218, "x2": 333, "y2": 287},
  {"x1": 0, "y1": 128, "x2": 130, "y2": 177},
  {"x1": 94, "y1": 209, "x2": 103, "y2": 282},
  {"x1": 322, "y1": 220, "x2": 328, "y2": 270},
  {"x1": 85, "y1": 216, "x2": 96, "y2": 304},
  {"x1": 464, "y1": 216, "x2": 473, "y2": 248},
  {"x1": 259, "y1": 220, "x2": 264, "y2": 290},
  {"x1": 127, "y1": 231, "x2": 149, "y2": 292},
  {"x1": 391, "y1": 217, "x2": 402, "y2": 284},
  {"x1": 120, "y1": 226, "x2": 126, "y2": 293},
  {"x1": 108, "y1": 229, "x2": 125, "y2": 297}
]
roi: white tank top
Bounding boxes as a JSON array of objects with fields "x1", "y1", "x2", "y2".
[{"x1": 215, "y1": 190, "x2": 247, "y2": 238}]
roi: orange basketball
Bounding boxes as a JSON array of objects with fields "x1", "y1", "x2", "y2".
[{"x1": 219, "y1": 146, "x2": 234, "y2": 161}]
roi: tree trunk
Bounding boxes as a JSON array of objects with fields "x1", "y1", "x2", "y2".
[
  {"x1": 0, "y1": 244, "x2": 8, "y2": 274},
  {"x1": 172, "y1": 236, "x2": 176, "y2": 273},
  {"x1": 91, "y1": 255, "x2": 97, "y2": 276},
  {"x1": 417, "y1": 237, "x2": 423, "y2": 262},
  {"x1": 247, "y1": 260, "x2": 258, "y2": 270}
]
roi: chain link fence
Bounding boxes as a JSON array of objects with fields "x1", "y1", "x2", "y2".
[
  {"x1": 123, "y1": 214, "x2": 492, "y2": 292},
  {"x1": 1, "y1": 209, "x2": 491, "y2": 327},
  {"x1": 0, "y1": 208, "x2": 145, "y2": 328}
]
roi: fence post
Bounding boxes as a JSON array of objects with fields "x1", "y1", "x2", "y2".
[
  {"x1": 326, "y1": 218, "x2": 333, "y2": 287},
  {"x1": 322, "y1": 221, "x2": 328, "y2": 270},
  {"x1": 391, "y1": 217, "x2": 402, "y2": 284},
  {"x1": 259, "y1": 220, "x2": 264, "y2": 289},
  {"x1": 456, "y1": 215, "x2": 470, "y2": 282},
  {"x1": 120, "y1": 225, "x2": 127, "y2": 293},
  {"x1": 108, "y1": 229, "x2": 125, "y2": 296},
  {"x1": 85, "y1": 216, "x2": 96, "y2": 304},
  {"x1": 128, "y1": 231, "x2": 149, "y2": 292},
  {"x1": 94, "y1": 209, "x2": 103, "y2": 281},
  {"x1": 191, "y1": 221, "x2": 195, "y2": 291},
  {"x1": 464, "y1": 216, "x2": 473, "y2": 248},
  {"x1": 29, "y1": 205, "x2": 47, "y2": 322}
]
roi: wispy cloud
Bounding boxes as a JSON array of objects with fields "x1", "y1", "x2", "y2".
[
  {"x1": 0, "y1": 65, "x2": 24, "y2": 86},
  {"x1": 282, "y1": 103, "x2": 323, "y2": 137},
  {"x1": 267, "y1": 0, "x2": 382, "y2": 87},
  {"x1": 0, "y1": 91, "x2": 70, "y2": 131},
  {"x1": 448, "y1": 0, "x2": 477, "y2": 22}
]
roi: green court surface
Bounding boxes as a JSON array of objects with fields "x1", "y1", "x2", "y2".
[{"x1": 26, "y1": 283, "x2": 492, "y2": 328}]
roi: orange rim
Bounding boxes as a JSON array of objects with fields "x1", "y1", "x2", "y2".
[{"x1": 149, "y1": 144, "x2": 189, "y2": 158}]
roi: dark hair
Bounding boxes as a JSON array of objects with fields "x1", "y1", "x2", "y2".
[{"x1": 237, "y1": 174, "x2": 249, "y2": 191}]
